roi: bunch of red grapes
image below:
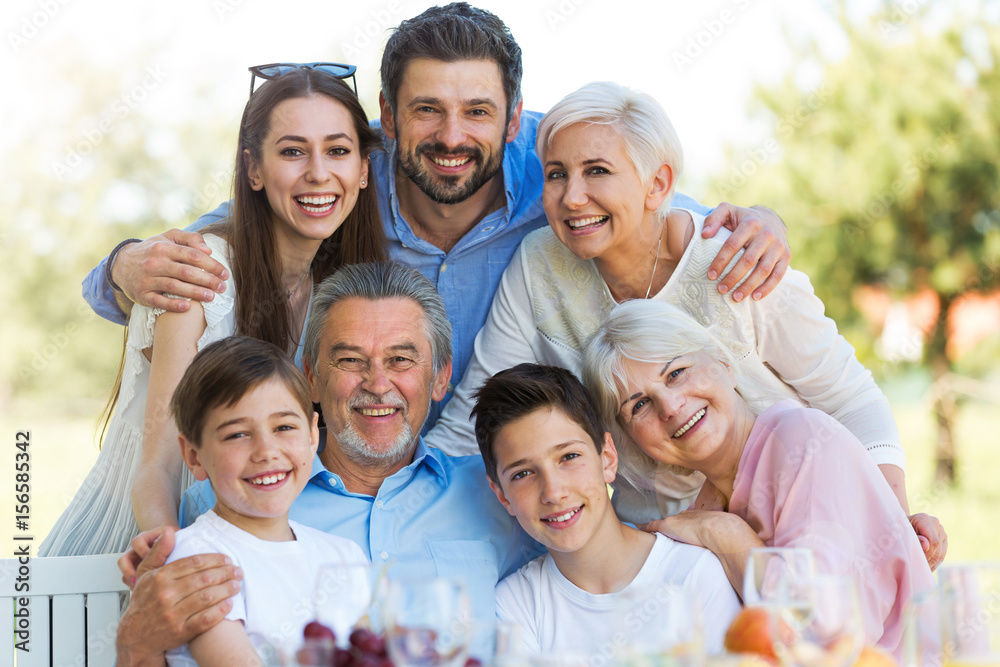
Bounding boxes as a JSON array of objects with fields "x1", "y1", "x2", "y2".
[{"x1": 297, "y1": 622, "x2": 482, "y2": 667}]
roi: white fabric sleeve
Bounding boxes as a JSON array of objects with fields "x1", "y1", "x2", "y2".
[
  {"x1": 495, "y1": 573, "x2": 542, "y2": 656},
  {"x1": 688, "y1": 552, "x2": 742, "y2": 655},
  {"x1": 166, "y1": 530, "x2": 247, "y2": 626},
  {"x1": 426, "y1": 244, "x2": 541, "y2": 455},
  {"x1": 749, "y1": 267, "x2": 906, "y2": 470}
]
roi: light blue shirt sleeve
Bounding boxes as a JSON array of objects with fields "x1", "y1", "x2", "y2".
[
  {"x1": 81, "y1": 200, "x2": 233, "y2": 324},
  {"x1": 672, "y1": 192, "x2": 712, "y2": 215}
]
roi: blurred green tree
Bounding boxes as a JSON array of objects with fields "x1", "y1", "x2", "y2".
[
  {"x1": 707, "y1": 4, "x2": 1000, "y2": 483},
  {"x1": 1, "y1": 47, "x2": 234, "y2": 429}
]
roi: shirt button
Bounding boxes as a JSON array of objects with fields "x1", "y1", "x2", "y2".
[
  {"x1": 440, "y1": 263, "x2": 447, "y2": 272},
  {"x1": 380, "y1": 551, "x2": 389, "y2": 561},
  {"x1": 375, "y1": 500, "x2": 384, "y2": 509}
]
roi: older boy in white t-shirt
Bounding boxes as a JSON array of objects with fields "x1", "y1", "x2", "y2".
[
  {"x1": 164, "y1": 337, "x2": 368, "y2": 665},
  {"x1": 472, "y1": 364, "x2": 740, "y2": 662}
]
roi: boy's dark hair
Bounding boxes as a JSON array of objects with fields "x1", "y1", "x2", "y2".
[
  {"x1": 172, "y1": 336, "x2": 312, "y2": 447},
  {"x1": 380, "y1": 2, "x2": 523, "y2": 124},
  {"x1": 472, "y1": 363, "x2": 606, "y2": 486}
]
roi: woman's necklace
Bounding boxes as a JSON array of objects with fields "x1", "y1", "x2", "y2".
[
  {"x1": 644, "y1": 227, "x2": 664, "y2": 299},
  {"x1": 285, "y1": 267, "x2": 311, "y2": 299}
]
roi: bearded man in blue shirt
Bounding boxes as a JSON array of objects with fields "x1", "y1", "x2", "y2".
[{"x1": 82, "y1": 3, "x2": 791, "y2": 429}]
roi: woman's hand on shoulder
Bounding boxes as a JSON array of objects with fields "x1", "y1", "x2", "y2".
[
  {"x1": 702, "y1": 203, "x2": 791, "y2": 302},
  {"x1": 641, "y1": 509, "x2": 762, "y2": 556},
  {"x1": 910, "y1": 512, "x2": 948, "y2": 571}
]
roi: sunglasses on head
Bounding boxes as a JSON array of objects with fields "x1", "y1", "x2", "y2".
[{"x1": 248, "y1": 62, "x2": 358, "y2": 99}]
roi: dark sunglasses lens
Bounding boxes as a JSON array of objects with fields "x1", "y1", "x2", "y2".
[
  {"x1": 314, "y1": 64, "x2": 355, "y2": 78},
  {"x1": 257, "y1": 64, "x2": 295, "y2": 78}
]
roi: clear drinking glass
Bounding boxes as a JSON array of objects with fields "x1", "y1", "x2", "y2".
[
  {"x1": 939, "y1": 563, "x2": 1000, "y2": 667},
  {"x1": 743, "y1": 547, "x2": 817, "y2": 607},
  {"x1": 770, "y1": 575, "x2": 865, "y2": 667},
  {"x1": 313, "y1": 562, "x2": 385, "y2": 644},
  {"x1": 384, "y1": 577, "x2": 473, "y2": 667},
  {"x1": 613, "y1": 583, "x2": 705, "y2": 667}
]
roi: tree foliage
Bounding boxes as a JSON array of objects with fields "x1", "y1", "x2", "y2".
[
  {"x1": 1, "y1": 48, "x2": 234, "y2": 412},
  {"x1": 707, "y1": 4, "x2": 1000, "y2": 481}
]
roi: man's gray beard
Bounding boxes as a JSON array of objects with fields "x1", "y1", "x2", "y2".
[{"x1": 334, "y1": 419, "x2": 416, "y2": 469}]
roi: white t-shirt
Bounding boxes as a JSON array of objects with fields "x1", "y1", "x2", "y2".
[
  {"x1": 495, "y1": 534, "x2": 740, "y2": 665},
  {"x1": 165, "y1": 510, "x2": 369, "y2": 664}
]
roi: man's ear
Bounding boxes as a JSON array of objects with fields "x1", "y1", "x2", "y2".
[
  {"x1": 601, "y1": 432, "x2": 619, "y2": 485},
  {"x1": 244, "y1": 149, "x2": 264, "y2": 191},
  {"x1": 179, "y1": 435, "x2": 209, "y2": 482},
  {"x1": 488, "y1": 477, "x2": 516, "y2": 517},
  {"x1": 644, "y1": 163, "x2": 674, "y2": 213},
  {"x1": 303, "y1": 357, "x2": 322, "y2": 404},
  {"x1": 430, "y1": 360, "x2": 453, "y2": 402},
  {"x1": 308, "y1": 411, "x2": 320, "y2": 456},
  {"x1": 505, "y1": 99, "x2": 524, "y2": 144},
  {"x1": 379, "y1": 92, "x2": 396, "y2": 140}
]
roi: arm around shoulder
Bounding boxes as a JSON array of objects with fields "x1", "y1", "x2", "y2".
[{"x1": 85, "y1": 201, "x2": 233, "y2": 321}]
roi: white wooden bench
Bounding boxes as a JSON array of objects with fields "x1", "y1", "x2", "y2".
[{"x1": 1, "y1": 554, "x2": 129, "y2": 667}]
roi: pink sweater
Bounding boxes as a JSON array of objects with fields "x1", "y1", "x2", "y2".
[{"x1": 729, "y1": 401, "x2": 934, "y2": 655}]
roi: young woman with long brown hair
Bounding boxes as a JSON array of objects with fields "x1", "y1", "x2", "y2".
[{"x1": 41, "y1": 65, "x2": 386, "y2": 556}]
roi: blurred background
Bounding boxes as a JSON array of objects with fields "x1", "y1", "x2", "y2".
[{"x1": 1, "y1": 0, "x2": 997, "y2": 560}]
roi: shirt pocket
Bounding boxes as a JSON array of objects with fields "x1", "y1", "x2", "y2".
[{"x1": 427, "y1": 540, "x2": 500, "y2": 626}]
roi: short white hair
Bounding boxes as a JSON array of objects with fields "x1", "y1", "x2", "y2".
[{"x1": 536, "y1": 81, "x2": 684, "y2": 221}]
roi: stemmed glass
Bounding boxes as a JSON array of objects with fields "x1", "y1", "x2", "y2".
[
  {"x1": 743, "y1": 547, "x2": 817, "y2": 606},
  {"x1": 384, "y1": 577, "x2": 473, "y2": 667},
  {"x1": 313, "y1": 562, "x2": 385, "y2": 644},
  {"x1": 939, "y1": 563, "x2": 1000, "y2": 667},
  {"x1": 613, "y1": 584, "x2": 705, "y2": 667},
  {"x1": 769, "y1": 575, "x2": 865, "y2": 667}
]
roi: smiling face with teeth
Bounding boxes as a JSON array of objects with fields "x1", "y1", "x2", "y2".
[
  {"x1": 245, "y1": 94, "x2": 368, "y2": 252},
  {"x1": 180, "y1": 378, "x2": 319, "y2": 540},
  {"x1": 488, "y1": 407, "x2": 621, "y2": 558},
  {"x1": 305, "y1": 296, "x2": 451, "y2": 482},
  {"x1": 541, "y1": 122, "x2": 671, "y2": 267},
  {"x1": 617, "y1": 352, "x2": 756, "y2": 484},
  {"x1": 381, "y1": 58, "x2": 520, "y2": 207}
]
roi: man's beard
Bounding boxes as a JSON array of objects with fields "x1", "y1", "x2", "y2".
[
  {"x1": 397, "y1": 138, "x2": 506, "y2": 205},
  {"x1": 333, "y1": 389, "x2": 428, "y2": 468},
  {"x1": 335, "y1": 419, "x2": 415, "y2": 469}
]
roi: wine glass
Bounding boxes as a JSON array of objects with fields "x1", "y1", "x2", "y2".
[
  {"x1": 770, "y1": 575, "x2": 865, "y2": 667},
  {"x1": 901, "y1": 588, "x2": 943, "y2": 667},
  {"x1": 743, "y1": 547, "x2": 817, "y2": 606},
  {"x1": 313, "y1": 562, "x2": 384, "y2": 645},
  {"x1": 613, "y1": 584, "x2": 705, "y2": 667},
  {"x1": 939, "y1": 563, "x2": 1000, "y2": 667},
  {"x1": 384, "y1": 577, "x2": 473, "y2": 667}
]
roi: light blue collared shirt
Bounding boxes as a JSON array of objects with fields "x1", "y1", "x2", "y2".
[
  {"x1": 82, "y1": 114, "x2": 708, "y2": 428},
  {"x1": 179, "y1": 436, "x2": 544, "y2": 654}
]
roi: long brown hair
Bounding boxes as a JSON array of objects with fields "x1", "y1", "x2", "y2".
[
  {"x1": 212, "y1": 68, "x2": 386, "y2": 349},
  {"x1": 99, "y1": 69, "x2": 386, "y2": 445}
]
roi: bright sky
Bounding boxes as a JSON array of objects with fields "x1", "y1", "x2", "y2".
[{"x1": 2, "y1": 0, "x2": 850, "y2": 193}]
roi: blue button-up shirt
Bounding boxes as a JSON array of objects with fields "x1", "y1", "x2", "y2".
[
  {"x1": 81, "y1": 113, "x2": 707, "y2": 427},
  {"x1": 180, "y1": 437, "x2": 544, "y2": 654}
]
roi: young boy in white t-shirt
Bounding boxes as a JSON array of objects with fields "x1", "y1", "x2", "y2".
[
  {"x1": 471, "y1": 364, "x2": 740, "y2": 661},
  {"x1": 164, "y1": 337, "x2": 368, "y2": 666}
]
